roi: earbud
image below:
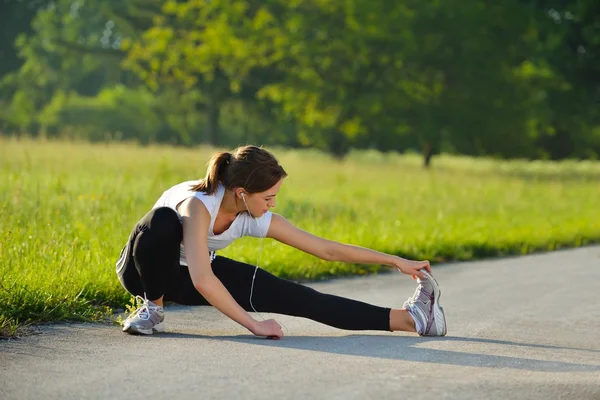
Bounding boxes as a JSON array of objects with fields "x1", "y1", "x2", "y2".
[{"x1": 241, "y1": 192, "x2": 246, "y2": 199}]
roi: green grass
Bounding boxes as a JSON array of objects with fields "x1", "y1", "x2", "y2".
[{"x1": 1, "y1": 137, "x2": 599, "y2": 338}]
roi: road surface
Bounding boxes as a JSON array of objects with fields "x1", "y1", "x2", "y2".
[{"x1": 2, "y1": 246, "x2": 599, "y2": 399}]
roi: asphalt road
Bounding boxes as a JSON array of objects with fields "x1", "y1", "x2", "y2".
[{"x1": 2, "y1": 246, "x2": 600, "y2": 400}]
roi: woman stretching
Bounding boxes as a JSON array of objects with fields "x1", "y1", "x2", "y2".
[{"x1": 116, "y1": 145, "x2": 447, "y2": 338}]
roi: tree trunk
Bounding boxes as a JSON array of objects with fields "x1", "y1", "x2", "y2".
[
  {"x1": 328, "y1": 130, "x2": 350, "y2": 160},
  {"x1": 423, "y1": 143, "x2": 433, "y2": 168}
]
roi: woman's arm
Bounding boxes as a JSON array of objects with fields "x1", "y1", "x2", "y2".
[
  {"x1": 179, "y1": 197, "x2": 259, "y2": 331},
  {"x1": 267, "y1": 214, "x2": 431, "y2": 278},
  {"x1": 179, "y1": 198, "x2": 283, "y2": 338}
]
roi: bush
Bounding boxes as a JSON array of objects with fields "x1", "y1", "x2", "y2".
[{"x1": 38, "y1": 85, "x2": 162, "y2": 142}]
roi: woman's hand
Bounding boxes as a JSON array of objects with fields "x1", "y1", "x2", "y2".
[
  {"x1": 250, "y1": 319, "x2": 284, "y2": 340},
  {"x1": 393, "y1": 257, "x2": 432, "y2": 279}
]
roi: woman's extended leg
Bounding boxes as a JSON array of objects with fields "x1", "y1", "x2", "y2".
[
  {"x1": 116, "y1": 208, "x2": 417, "y2": 334},
  {"x1": 164, "y1": 256, "x2": 417, "y2": 332}
]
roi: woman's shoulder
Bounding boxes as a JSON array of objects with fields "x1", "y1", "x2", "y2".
[
  {"x1": 189, "y1": 182, "x2": 223, "y2": 198},
  {"x1": 188, "y1": 182, "x2": 224, "y2": 214},
  {"x1": 169, "y1": 180, "x2": 220, "y2": 198},
  {"x1": 155, "y1": 180, "x2": 220, "y2": 213}
]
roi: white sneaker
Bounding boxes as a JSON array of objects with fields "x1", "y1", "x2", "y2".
[
  {"x1": 122, "y1": 295, "x2": 165, "y2": 335},
  {"x1": 403, "y1": 270, "x2": 447, "y2": 336}
]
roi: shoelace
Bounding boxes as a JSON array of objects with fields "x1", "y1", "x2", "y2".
[
  {"x1": 128, "y1": 294, "x2": 156, "y2": 321},
  {"x1": 405, "y1": 283, "x2": 429, "y2": 307}
]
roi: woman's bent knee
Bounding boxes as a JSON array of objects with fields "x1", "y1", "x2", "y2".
[{"x1": 143, "y1": 207, "x2": 182, "y2": 239}]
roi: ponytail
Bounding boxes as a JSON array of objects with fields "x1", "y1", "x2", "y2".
[
  {"x1": 191, "y1": 145, "x2": 287, "y2": 195},
  {"x1": 190, "y1": 152, "x2": 232, "y2": 194}
]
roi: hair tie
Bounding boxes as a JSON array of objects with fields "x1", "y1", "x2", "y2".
[{"x1": 226, "y1": 153, "x2": 233, "y2": 164}]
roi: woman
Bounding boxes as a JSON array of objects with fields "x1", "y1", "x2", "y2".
[{"x1": 116, "y1": 145, "x2": 447, "y2": 338}]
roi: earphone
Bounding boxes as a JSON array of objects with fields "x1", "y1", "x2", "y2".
[
  {"x1": 240, "y1": 191, "x2": 288, "y2": 334},
  {"x1": 240, "y1": 191, "x2": 261, "y2": 314}
]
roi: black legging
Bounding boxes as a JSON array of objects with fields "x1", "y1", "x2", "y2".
[{"x1": 116, "y1": 207, "x2": 391, "y2": 331}]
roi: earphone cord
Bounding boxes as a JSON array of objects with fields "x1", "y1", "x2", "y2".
[{"x1": 243, "y1": 195, "x2": 289, "y2": 334}]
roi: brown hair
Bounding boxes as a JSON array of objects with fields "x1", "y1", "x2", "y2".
[{"x1": 190, "y1": 145, "x2": 287, "y2": 195}]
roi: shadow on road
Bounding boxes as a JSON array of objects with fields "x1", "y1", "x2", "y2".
[{"x1": 150, "y1": 332, "x2": 600, "y2": 373}]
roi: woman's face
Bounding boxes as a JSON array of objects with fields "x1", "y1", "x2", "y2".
[{"x1": 243, "y1": 178, "x2": 284, "y2": 217}]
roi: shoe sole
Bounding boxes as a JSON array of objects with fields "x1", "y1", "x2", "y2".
[
  {"x1": 420, "y1": 271, "x2": 447, "y2": 336},
  {"x1": 122, "y1": 321, "x2": 165, "y2": 335}
]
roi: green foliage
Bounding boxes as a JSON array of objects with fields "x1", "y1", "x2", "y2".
[
  {"x1": 0, "y1": 1, "x2": 45, "y2": 79},
  {"x1": 0, "y1": 314, "x2": 20, "y2": 338},
  {"x1": 37, "y1": 85, "x2": 162, "y2": 141},
  {"x1": 1, "y1": 0, "x2": 600, "y2": 164},
  {"x1": 0, "y1": 89, "x2": 36, "y2": 131},
  {"x1": 1, "y1": 138, "x2": 600, "y2": 336}
]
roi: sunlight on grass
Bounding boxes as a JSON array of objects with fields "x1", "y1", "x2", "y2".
[{"x1": 1, "y1": 136, "x2": 599, "y2": 336}]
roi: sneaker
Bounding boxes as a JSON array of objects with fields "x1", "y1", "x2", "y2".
[
  {"x1": 403, "y1": 270, "x2": 447, "y2": 336},
  {"x1": 122, "y1": 295, "x2": 165, "y2": 335}
]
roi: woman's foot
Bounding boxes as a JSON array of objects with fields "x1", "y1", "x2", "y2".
[
  {"x1": 122, "y1": 295, "x2": 165, "y2": 335},
  {"x1": 403, "y1": 270, "x2": 447, "y2": 336}
]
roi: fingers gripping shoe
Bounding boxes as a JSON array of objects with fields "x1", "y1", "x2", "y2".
[
  {"x1": 403, "y1": 270, "x2": 447, "y2": 336},
  {"x1": 122, "y1": 295, "x2": 165, "y2": 335}
]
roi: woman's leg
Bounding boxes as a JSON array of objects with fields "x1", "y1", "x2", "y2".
[
  {"x1": 164, "y1": 256, "x2": 416, "y2": 332},
  {"x1": 116, "y1": 207, "x2": 183, "y2": 305}
]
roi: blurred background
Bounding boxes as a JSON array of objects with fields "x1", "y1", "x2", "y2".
[{"x1": 1, "y1": 0, "x2": 599, "y2": 165}]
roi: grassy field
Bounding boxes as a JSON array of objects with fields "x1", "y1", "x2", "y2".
[{"x1": 1, "y1": 137, "x2": 599, "y2": 337}]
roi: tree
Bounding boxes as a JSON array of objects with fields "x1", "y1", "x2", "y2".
[
  {"x1": 526, "y1": 0, "x2": 600, "y2": 159},
  {"x1": 124, "y1": 0, "x2": 283, "y2": 146}
]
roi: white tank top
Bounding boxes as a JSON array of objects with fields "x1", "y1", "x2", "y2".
[{"x1": 152, "y1": 180, "x2": 272, "y2": 266}]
